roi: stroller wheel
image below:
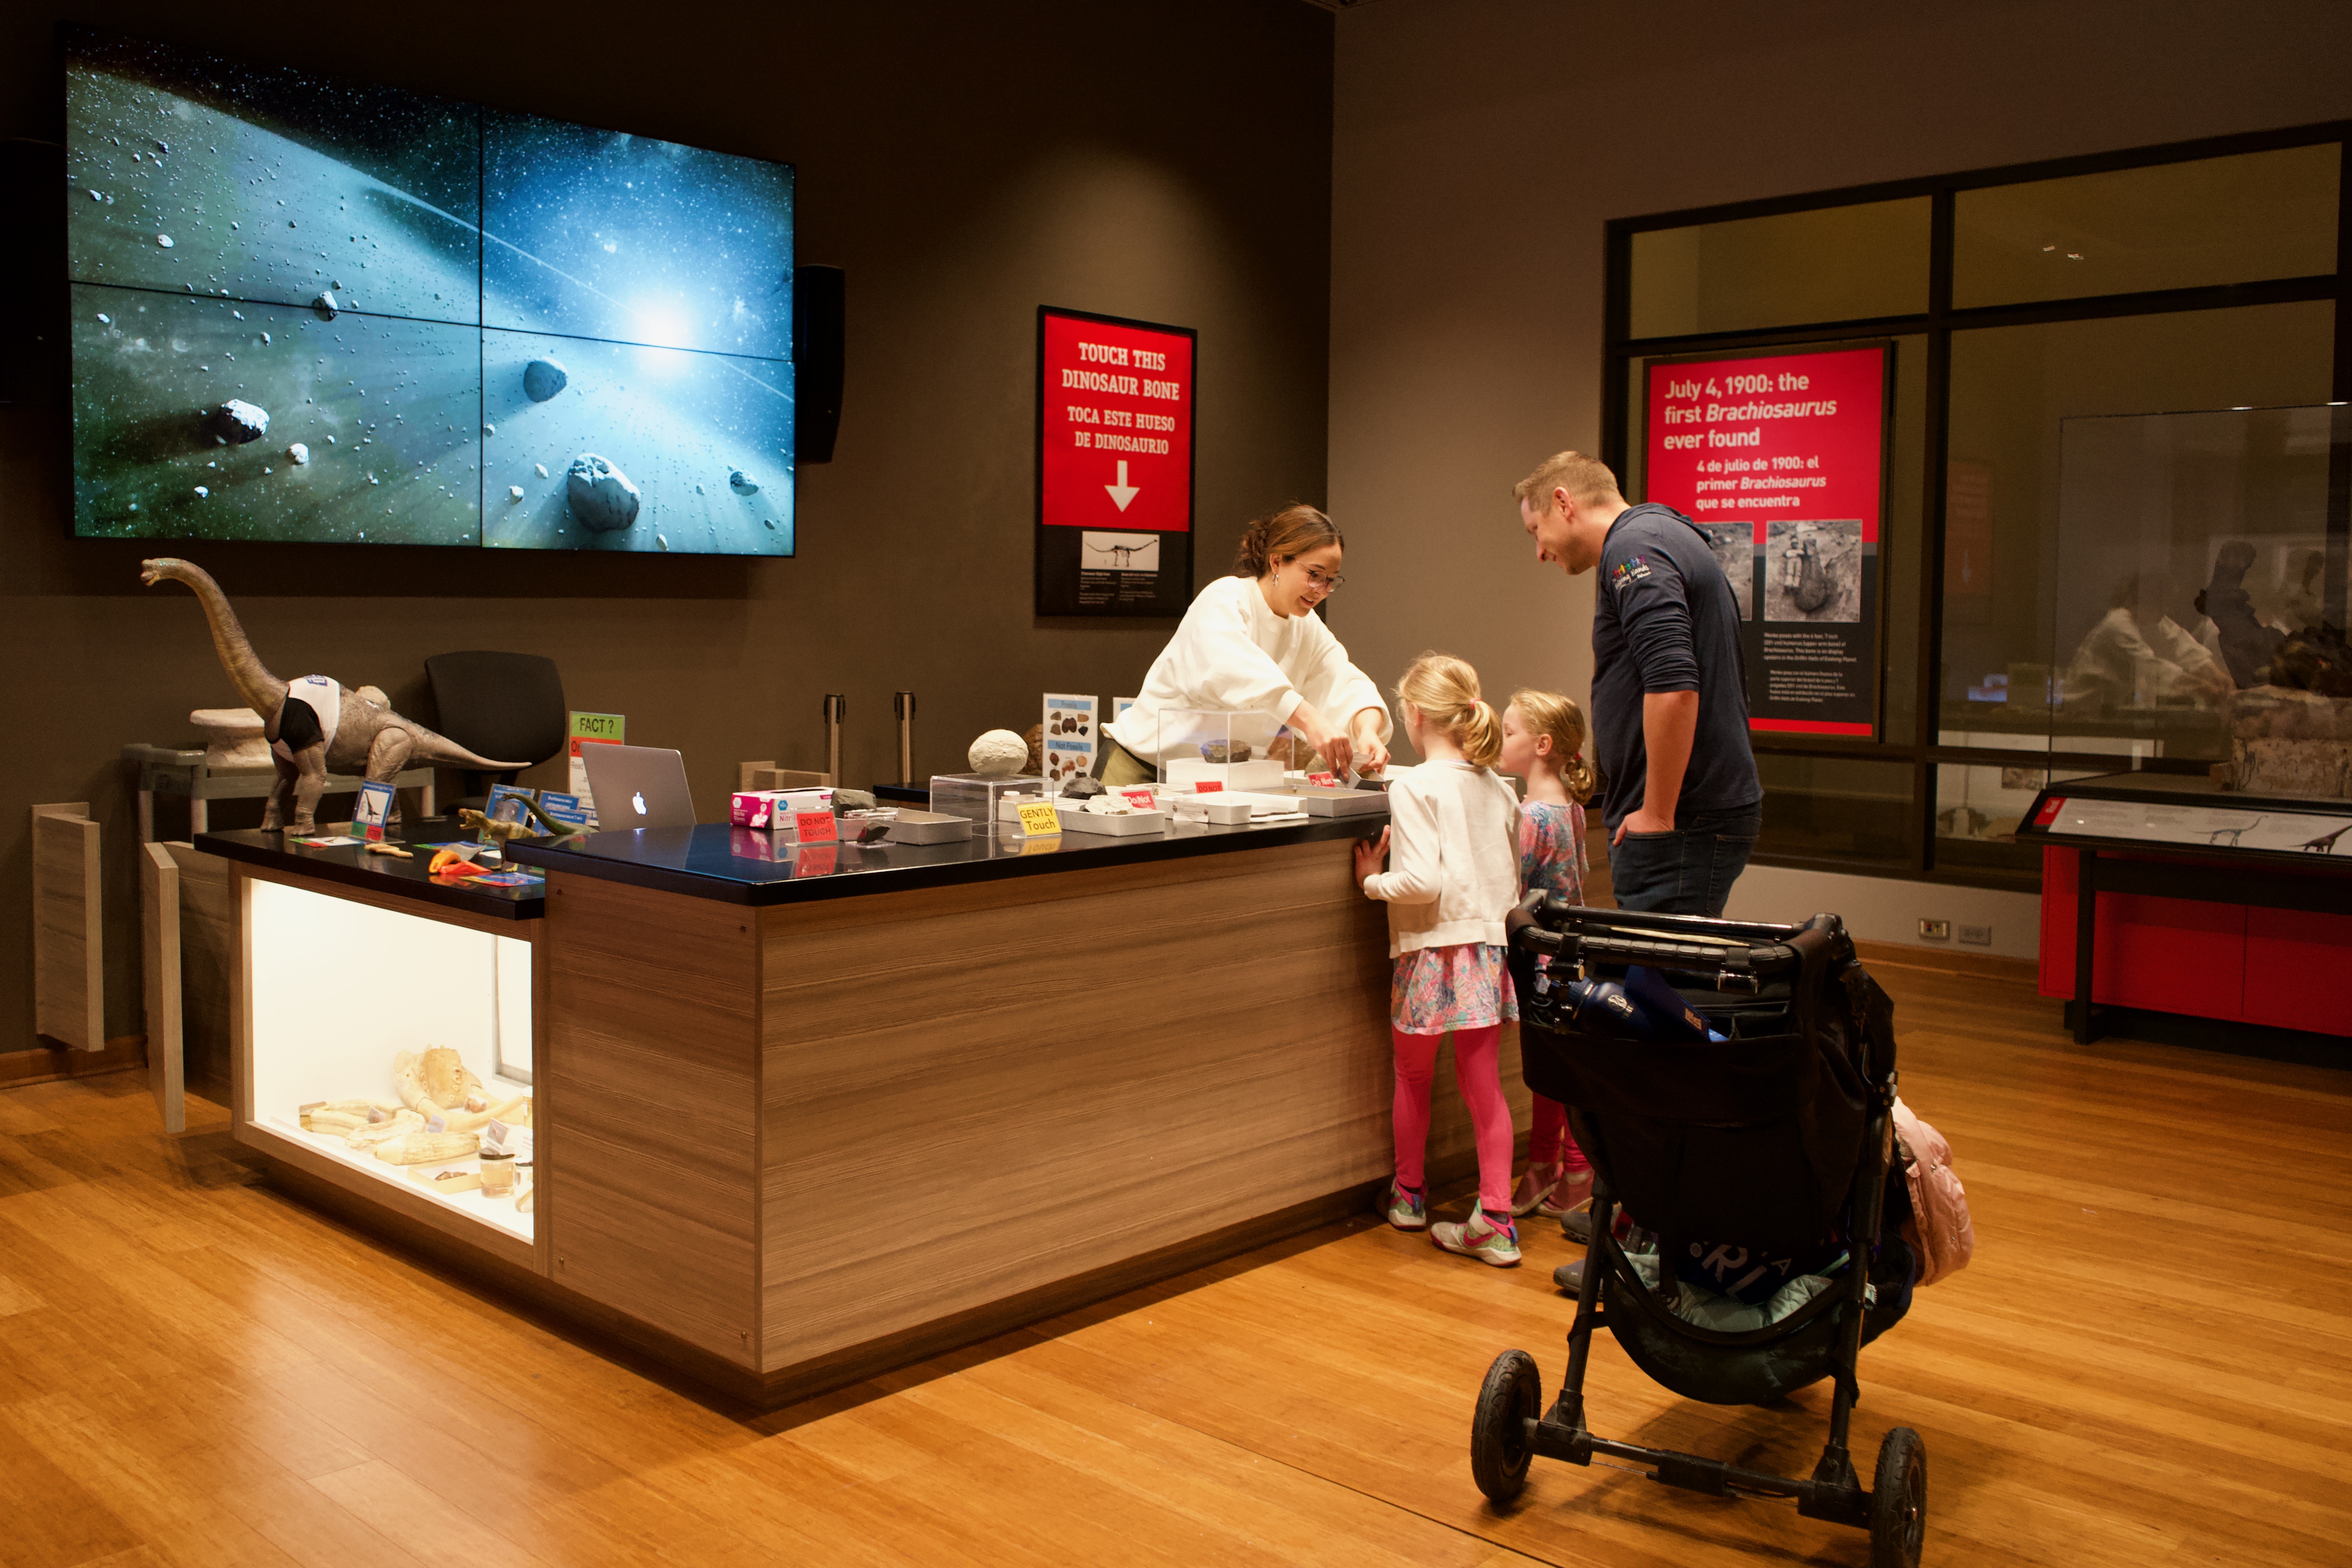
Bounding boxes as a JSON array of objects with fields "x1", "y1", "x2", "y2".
[
  {"x1": 1470, "y1": 1349, "x2": 1543, "y2": 1506},
  {"x1": 1868, "y1": 1426, "x2": 1927, "y2": 1567}
]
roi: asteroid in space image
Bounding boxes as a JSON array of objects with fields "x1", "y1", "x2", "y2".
[{"x1": 64, "y1": 26, "x2": 796, "y2": 557}]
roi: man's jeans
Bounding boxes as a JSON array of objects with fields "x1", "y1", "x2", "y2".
[{"x1": 1606, "y1": 806, "x2": 1762, "y2": 916}]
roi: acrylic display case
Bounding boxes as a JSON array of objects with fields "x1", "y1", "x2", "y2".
[
  {"x1": 241, "y1": 874, "x2": 539, "y2": 1253},
  {"x1": 929, "y1": 772, "x2": 1047, "y2": 825},
  {"x1": 1152, "y1": 708, "x2": 1286, "y2": 791}
]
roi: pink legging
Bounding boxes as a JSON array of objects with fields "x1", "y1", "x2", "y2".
[
  {"x1": 1391, "y1": 1025, "x2": 1514, "y2": 1214},
  {"x1": 1527, "y1": 1096, "x2": 1592, "y2": 1172}
]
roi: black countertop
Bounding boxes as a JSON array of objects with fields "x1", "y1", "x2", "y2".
[
  {"x1": 192, "y1": 819, "x2": 546, "y2": 920},
  {"x1": 505, "y1": 810, "x2": 1387, "y2": 906}
]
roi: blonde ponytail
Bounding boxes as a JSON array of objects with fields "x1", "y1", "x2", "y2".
[
  {"x1": 1395, "y1": 653, "x2": 1501, "y2": 769},
  {"x1": 1460, "y1": 700, "x2": 1502, "y2": 769},
  {"x1": 1506, "y1": 688, "x2": 1599, "y2": 804}
]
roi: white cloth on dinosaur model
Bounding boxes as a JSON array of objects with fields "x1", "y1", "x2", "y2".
[{"x1": 271, "y1": 674, "x2": 343, "y2": 763}]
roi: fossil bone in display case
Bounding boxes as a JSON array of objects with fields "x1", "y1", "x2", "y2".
[{"x1": 247, "y1": 877, "x2": 536, "y2": 1242}]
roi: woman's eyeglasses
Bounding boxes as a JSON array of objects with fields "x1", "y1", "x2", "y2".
[{"x1": 1300, "y1": 567, "x2": 1345, "y2": 595}]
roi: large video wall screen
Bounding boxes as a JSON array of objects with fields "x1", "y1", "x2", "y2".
[{"x1": 64, "y1": 28, "x2": 796, "y2": 555}]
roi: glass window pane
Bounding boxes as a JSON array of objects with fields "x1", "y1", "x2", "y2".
[
  {"x1": 1953, "y1": 144, "x2": 2339, "y2": 308},
  {"x1": 1755, "y1": 753, "x2": 1913, "y2": 866},
  {"x1": 1937, "y1": 302, "x2": 2336, "y2": 755},
  {"x1": 1934, "y1": 763, "x2": 2105, "y2": 876},
  {"x1": 1630, "y1": 198, "x2": 1931, "y2": 339}
]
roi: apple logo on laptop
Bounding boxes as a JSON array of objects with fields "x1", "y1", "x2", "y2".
[{"x1": 631, "y1": 790, "x2": 647, "y2": 815}]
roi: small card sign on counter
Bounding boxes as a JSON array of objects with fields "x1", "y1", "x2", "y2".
[
  {"x1": 352, "y1": 781, "x2": 395, "y2": 842},
  {"x1": 1042, "y1": 694, "x2": 1098, "y2": 788},
  {"x1": 1307, "y1": 772, "x2": 1338, "y2": 788},
  {"x1": 1119, "y1": 787, "x2": 1157, "y2": 811},
  {"x1": 1192, "y1": 781, "x2": 1224, "y2": 794},
  {"x1": 1015, "y1": 800, "x2": 1063, "y2": 837},
  {"x1": 791, "y1": 810, "x2": 838, "y2": 845}
]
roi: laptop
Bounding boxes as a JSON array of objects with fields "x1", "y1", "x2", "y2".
[{"x1": 578, "y1": 743, "x2": 699, "y2": 830}]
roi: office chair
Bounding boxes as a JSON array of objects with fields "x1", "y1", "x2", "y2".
[{"x1": 424, "y1": 651, "x2": 568, "y2": 812}]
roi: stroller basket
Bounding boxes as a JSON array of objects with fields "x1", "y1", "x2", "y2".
[{"x1": 1469, "y1": 898, "x2": 1928, "y2": 1567}]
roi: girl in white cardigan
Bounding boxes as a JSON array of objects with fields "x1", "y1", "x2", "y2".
[{"x1": 1353, "y1": 653, "x2": 1525, "y2": 1267}]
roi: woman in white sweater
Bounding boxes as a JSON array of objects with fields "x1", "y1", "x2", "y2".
[
  {"x1": 1352, "y1": 653, "x2": 1526, "y2": 1268},
  {"x1": 1099, "y1": 505, "x2": 1392, "y2": 787}
]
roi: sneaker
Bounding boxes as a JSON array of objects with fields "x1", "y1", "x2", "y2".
[
  {"x1": 1509, "y1": 1162, "x2": 1564, "y2": 1217},
  {"x1": 1553, "y1": 1257, "x2": 1586, "y2": 1294},
  {"x1": 1562, "y1": 1205, "x2": 1595, "y2": 1245},
  {"x1": 1379, "y1": 1179, "x2": 1428, "y2": 1231},
  {"x1": 1537, "y1": 1166, "x2": 1594, "y2": 1221},
  {"x1": 1431, "y1": 1203, "x2": 1521, "y2": 1267}
]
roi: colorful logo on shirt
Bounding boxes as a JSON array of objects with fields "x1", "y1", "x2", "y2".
[{"x1": 1609, "y1": 554, "x2": 1653, "y2": 591}]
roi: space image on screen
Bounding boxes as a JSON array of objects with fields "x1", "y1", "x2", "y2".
[{"x1": 64, "y1": 27, "x2": 796, "y2": 556}]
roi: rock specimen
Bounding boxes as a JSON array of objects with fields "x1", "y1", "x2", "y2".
[
  {"x1": 1199, "y1": 741, "x2": 1252, "y2": 763},
  {"x1": 313, "y1": 290, "x2": 338, "y2": 319},
  {"x1": 2236, "y1": 738, "x2": 2352, "y2": 798},
  {"x1": 524, "y1": 358, "x2": 569, "y2": 402},
  {"x1": 212, "y1": 400, "x2": 268, "y2": 444},
  {"x1": 968, "y1": 729, "x2": 1030, "y2": 777},
  {"x1": 508, "y1": 485, "x2": 525, "y2": 501},
  {"x1": 1061, "y1": 776, "x2": 1106, "y2": 800},
  {"x1": 729, "y1": 469, "x2": 759, "y2": 494},
  {"x1": 565, "y1": 454, "x2": 641, "y2": 532},
  {"x1": 287, "y1": 442, "x2": 309, "y2": 464}
]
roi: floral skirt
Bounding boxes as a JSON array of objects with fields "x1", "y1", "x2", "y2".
[{"x1": 1390, "y1": 943, "x2": 1518, "y2": 1034}]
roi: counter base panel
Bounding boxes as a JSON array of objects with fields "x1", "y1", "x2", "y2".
[{"x1": 543, "y1": 875, "x2": 760, "y2": 1367}]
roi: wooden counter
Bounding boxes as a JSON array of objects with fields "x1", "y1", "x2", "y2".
[{"x1": 206, "y1": 811, "x2": 1526, "y2": 1406}]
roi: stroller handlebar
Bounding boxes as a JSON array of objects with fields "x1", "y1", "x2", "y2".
[{"x1": 1506, "y1": 891, "x2": 1815, "y2": 980}]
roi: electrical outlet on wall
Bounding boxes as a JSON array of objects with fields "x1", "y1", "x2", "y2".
[
  {"x1": 1958, "y1": 924, "x2": 1993, "y2": 946},
  {"x1": 1918, "y1": 918, "x2": 1951, "y2": 940}
]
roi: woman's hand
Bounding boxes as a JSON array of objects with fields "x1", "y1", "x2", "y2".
[
  {"x1": 1351, "y1": 825, "x2": 1391, "y2": 888},
  {"x1": 1348, "y1": 710, "x2": 1390, "y2": 776},
  {"x1": 1290, "y1": 701, "x2": 1351, "y2": 776}
]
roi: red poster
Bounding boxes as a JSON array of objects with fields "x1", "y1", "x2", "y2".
[
  {"x1": 1036, "y1": 307, "x2": 1196, "y2": 616},
  {"x1": 1643, "y1": 345, "x2": 1891, "y2": 738}
]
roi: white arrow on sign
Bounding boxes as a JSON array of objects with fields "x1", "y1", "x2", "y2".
[{"x1": 1104, "y1": 459, "x2": 1140, "y2": 512}]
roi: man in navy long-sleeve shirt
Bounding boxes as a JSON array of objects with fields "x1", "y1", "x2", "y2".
[{"x1": 1515, "y1": 451, "x2": 1762, "y2": 915}]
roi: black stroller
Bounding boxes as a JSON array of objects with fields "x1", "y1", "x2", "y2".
[{"x1": 1470, "y1": 897, "x2": 1927, "y2": 1567}]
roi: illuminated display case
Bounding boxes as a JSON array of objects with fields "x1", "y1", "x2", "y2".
[{"x1": 227, "y1": 854, "x2": 545, "y2": 1271}]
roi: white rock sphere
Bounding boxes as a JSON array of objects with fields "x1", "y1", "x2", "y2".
[{"x1": 967, "y1": 729, "x2": 1030, "y2": 777}]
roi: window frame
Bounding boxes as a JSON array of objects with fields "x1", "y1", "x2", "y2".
[{"x1": 1602, "y1": 122, "x2": 2352, "y2": 891}]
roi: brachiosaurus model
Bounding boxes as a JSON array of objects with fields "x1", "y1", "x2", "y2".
[{"x1": 142, "y1": 558, "x2": 527, "y2": 834}]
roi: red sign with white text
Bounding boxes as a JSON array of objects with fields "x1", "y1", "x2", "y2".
[
  {"x1": 1041, "y1": 312, "x2": 1192, "y2": 532},
  {"x1": 1037, "y1": 307, "x2": 1196, "y2": 616},
  {"x1": 1643, "y1": 345, "x2": 1890, "y2": 738}
]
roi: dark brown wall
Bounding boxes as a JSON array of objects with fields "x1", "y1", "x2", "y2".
[{"x1": 1, "y1": 2, "x2": 1334, "y2": 1047}]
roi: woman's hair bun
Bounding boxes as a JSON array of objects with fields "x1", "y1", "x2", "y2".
[{"x1": 1234, "y1": 503, "x2": 1342, "y2": 577}]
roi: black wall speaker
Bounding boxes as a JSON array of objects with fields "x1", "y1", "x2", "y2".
[
  {"x1": 1, "y1": 138, "x2": 68, "y2": 407},
  {"x1": 793, "y1": 264, "x2": 845, "y2": 464}
]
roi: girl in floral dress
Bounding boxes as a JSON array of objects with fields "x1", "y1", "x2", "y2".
[
  {"x1": 1354, "y1": 653, "x2": 1525, "y2": 1266},
  {"x1": 1498, "y1": 689, "x2": 1600, "y2": 1228}
]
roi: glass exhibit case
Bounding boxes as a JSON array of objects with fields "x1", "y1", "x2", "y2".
[
  {"x1": 1937, "y1": 402, "x2": 2350, "y2": 867},
  {"x1": 245, "y1": 876, "x2": 538, "y2": 1245}
]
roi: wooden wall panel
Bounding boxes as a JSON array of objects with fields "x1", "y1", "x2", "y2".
[
  {"x1": 756, "y1": 838, "x2": 1526, "y2": 1373},
  {"x1": 543, "y1": 873, "x2": 760, "y2": 1367},
  {"x1": 162, "y1": 842, "x2": 235, "y2": 1103},
  {"x1": 32, "y1": 804, "x2": 104, "y2": 1052},
  {"x1": 140, "y1": 844, "x2": 185, "y2": 1135}
]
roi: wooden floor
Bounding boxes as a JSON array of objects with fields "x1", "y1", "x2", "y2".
[{"x1": 2, "y1": 956, "x2": 2348, "y2": 1567}]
